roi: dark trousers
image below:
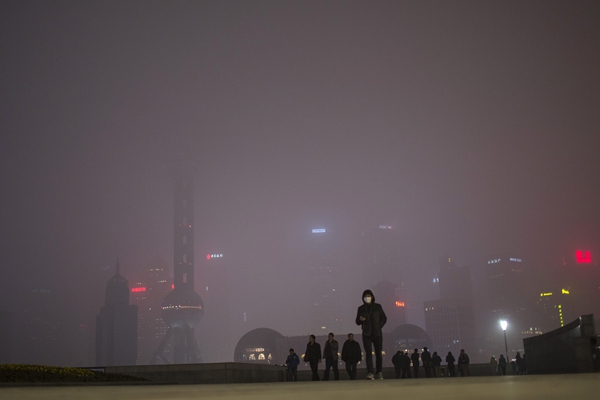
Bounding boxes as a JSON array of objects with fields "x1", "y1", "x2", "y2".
[
  {"x1": 309, "y1": 360, "x2": 320, "y2": 381},
  {"x1": 323, "y1": 357, "x2": 339, "y2": 380},
  {"x1": 500, "y1": 365, "x2": 506, "y2": 375},
  {"x1": 346, "y1": 362, "x2": 357, "y2": 380},
  {"x1": 413, "y1": 365, "x2": 419, "y2": 378},
  {"x1": 402, "y1": 367, "x2": 411, "y2": 378},
  {"x1": 424, "y1": 363, "x2": 432, "y2": 377},
  {"x1": 287, "y1": 368, "x2": 297, "y2": 381},
  {"x1": 394, "y1": 366, "x2": 401, "y2": 379},
  {"x1": 448, "y1": 364, "x2": 455, "y2": 377},
  {"x1": 362, "y1": 335, "x2": 383, "y2": 374}
]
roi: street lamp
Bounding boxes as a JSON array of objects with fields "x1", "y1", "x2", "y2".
[{"x1": 500, "y1": 320, "x2": 508, "y2": 358}]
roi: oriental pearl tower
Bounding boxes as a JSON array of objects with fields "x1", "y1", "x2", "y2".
[{"x1": 153, "y1": 160, "x2": 203, "y2": 364}]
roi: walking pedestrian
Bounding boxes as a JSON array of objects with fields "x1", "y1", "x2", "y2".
[
  {"x1": 304, "y1": 335, "x2": 322, "y2": 381},
  {"x1": 356, "y1": 289, "x2": 387, "y2": 380},
  {"x1": 341, "y1": 333, "x2": 362, "y2": 380},
  {"x1": 322, "y1": 333, "x2": 339, "y2": 381}
]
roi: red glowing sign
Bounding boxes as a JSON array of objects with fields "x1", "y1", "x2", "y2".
[
  {"x1": 395, "y1": 301, "x2": 405, "y2": 307},
  {"x1": 575, "y1": 250, "x2": 591, "y2": 264},
  {"x1": 172, "y1": 284, "x2": 175, "y2": 289},
  {"x1": 206, "y1": 254, "x2": 211, "y2": 260},
  {"x1": 131, "y1": 287, "x2": 146, "y2": 293}
]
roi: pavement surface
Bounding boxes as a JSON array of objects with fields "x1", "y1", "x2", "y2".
[{"x1": 1, "y1": 374, "x2": 599, "y2": 400}]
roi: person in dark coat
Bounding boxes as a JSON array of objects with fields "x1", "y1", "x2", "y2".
[
  {"x1": 457, "y1": 349, "x2": 470, "y2": 377},
  {"x1": 411, "y1": 348, "x2": 420, "y2": 378},
  {"x1": 304, "y1": 335, "x2": 322, "y2": 381},
  {"x1": 498, "y1": 354, "x2": 507, "y2": 375},
  {"x1": 322, "y1": 332, "x2": 339, "y2": 381},
  {"x1": 515, "y1": 352, "x2": 523, "y2": 375},
  {"x1": 392, "y1": 351, "x2": 402, "y2": 378},
  {"x1": 446, "y1": 351, "x2": 456, "y2": 377},
  {"x1": 356, "y1": 289, "x2": 387, "y2": 380},
  {"x1": 400, "y1": 351, "x2": 412, "y2": 378},
  {"x1": 341, "y1": 333, "x2": 362, "y2": 380},
  {"x1": 421, "y1": 346, "x2": 432, "y2": 377},
  {"x1": 432, "y1": 351, "x2": 442, "y2": 377},
  {"x1": 285, "y1": 348, "x2": 300, "y2": 381}
]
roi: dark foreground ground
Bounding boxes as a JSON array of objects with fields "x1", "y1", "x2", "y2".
[{"x1": 1, "y1": 374, "x2": 599, "y2": 400}]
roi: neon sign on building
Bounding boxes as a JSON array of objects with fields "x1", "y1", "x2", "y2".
[
  {"x1": 131, "y1": 287, "x2": 146, "y2": 293},
  {"x1": 575, "y1": 250, "x2": 591, "y2": 264},
  {"x1": 395, "y1": 301, "x2": 405, "y2": 307}
]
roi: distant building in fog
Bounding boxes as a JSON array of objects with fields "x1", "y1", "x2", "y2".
[
  {"x1": 307, "y1": 227, "x2": 342, "y2": 334},
  {"x1": 364, "y1": 225, "x2": 406, "y2": 330},
  {"x1": 371, "y1": 280, "x2": 406, "y2": 330},
  {"x1": 481, "y1": 255, "x2": 535, "y2": 357},
  {"x1": 197, "y1": 249, "x2": 232, "y2": 362},
  {"x1": 130, "y1": 257, "x2": 172, "y2": 364},
  {"x1": 424, "y1": 257, "x2": 475, "y2": 357},
  {"x1": 96, "y1": 259, "x2": 137, "y2": 366}
]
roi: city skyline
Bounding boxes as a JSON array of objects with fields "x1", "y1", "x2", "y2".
[{"x1": 1, "y1": 0, "x2": 599, "y2": 367}]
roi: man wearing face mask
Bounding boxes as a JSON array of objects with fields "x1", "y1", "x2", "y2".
[{"x1": 356, "y1": 289, "x2": 387, "y2": 380}]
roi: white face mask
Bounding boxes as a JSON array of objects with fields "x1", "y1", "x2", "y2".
[{"x1": 364, "y1": 296, "x2": 372, "y2": 304}]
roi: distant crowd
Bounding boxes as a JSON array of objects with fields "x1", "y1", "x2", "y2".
[{"x1": 283, "y1": 289, "x2": 527, "y2": 381}]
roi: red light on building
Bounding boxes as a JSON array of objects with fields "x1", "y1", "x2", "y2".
[
  {"x1": 395, "y1": 301, "x2": 405, "y2": 307},
  {"x1": 575, "y1": 250, "x2": 591, "y2": 264},
  {"x1": 172, "y1": 284, "x2": 175, "y2": 289},
  {"x1": 131, "y1": 287, "x2": 147, "y2": 293},
  {"x1": 206, "y1": 254, "x2": 211, "y2": 260}
]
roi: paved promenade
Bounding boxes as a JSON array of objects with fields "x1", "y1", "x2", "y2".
[{"x1": 2, "y1": 374, "x2": 599, "y2": 400}]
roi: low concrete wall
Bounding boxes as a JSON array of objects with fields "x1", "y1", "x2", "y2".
[
  {"x1": 103, "y1": 362, "x2": 286, "y2": 384},
  {"x1": 101, "y1": 362, "x2": 511, "y2": 384}
]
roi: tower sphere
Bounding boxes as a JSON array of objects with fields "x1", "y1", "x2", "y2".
[{"x1": 161, "y1": 287, "x2": 204, "y2": 329}]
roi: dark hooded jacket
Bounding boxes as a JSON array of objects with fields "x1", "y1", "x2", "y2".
[{"x1": 355, "y1": 289, "x2": 387, "y2": 338}]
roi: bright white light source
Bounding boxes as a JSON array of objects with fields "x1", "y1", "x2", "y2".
[{"x1": 500, "y1": 320, "x2": 508, "y2": 331}]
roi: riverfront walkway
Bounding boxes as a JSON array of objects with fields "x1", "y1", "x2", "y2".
[{"x1": 2, "y1": 374, "x2": 599, "y2": 400}]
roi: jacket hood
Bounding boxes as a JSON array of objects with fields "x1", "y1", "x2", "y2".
[{"x1": 362, "y1": 289, "x2": 375, "y2": 303}]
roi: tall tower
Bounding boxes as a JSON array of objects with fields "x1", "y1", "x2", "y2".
[{"x1": 153, "y1": 160, "x2": 204, "y2": 364}]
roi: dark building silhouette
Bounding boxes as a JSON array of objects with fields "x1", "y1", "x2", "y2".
[
  {"x1": 153, "y1": 161, "x2": 203, "y2": 363},
  {"x1": 96, "y1": 259, "x2": 138, "y2": 366},
  {"x1": 130, "y1": 257, "x2": 172, "y2": 364}
]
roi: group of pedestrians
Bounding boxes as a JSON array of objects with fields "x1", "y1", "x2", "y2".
[
  {"x1": 391, "y1": 348, "x2": 471, "y2": 378},
  {"x1": 490, "y1": 352, "x2": 526, "y2": 375},
  {"x1": 285, "y1": 289, "x2": 386, "y2": 381}
]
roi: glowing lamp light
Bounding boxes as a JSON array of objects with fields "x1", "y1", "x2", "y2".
[
  {"x1": 395, "y1": 301, "x2": 405, "y2": 307},
  {"x1": 500, "y1": 320, "x2": 508, "y2": 331},
  {"x1": 206, "y1": 254, "x2": 211, "y2": 260},
  {"x1": 131, "y1": 287, "x2": 146, "y2": 293},
  {"x1": 575, "y1": 250, "x2": 591, "y2": 264}
]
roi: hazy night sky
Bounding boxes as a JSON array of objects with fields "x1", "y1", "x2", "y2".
[{"x1": 1, "y1": 0, "x2": 600, "y2": 350}]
